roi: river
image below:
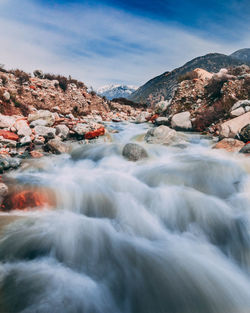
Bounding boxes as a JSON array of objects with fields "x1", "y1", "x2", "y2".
[{"x1": 0, "y1": 122, "x2": 250, "y2": 313}]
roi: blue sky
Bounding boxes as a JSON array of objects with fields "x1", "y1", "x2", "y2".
[{"x1": 0, "y1": 0, "x2": 249, "y2": 88}]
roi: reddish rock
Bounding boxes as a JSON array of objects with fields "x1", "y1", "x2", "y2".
[
  {"x1": 0, "y1": 130, "x2": 19, "y2": 141},
  {"x1": 213, "y1": 138, "x2": 245, "y2": 152},
  {"x1": 1, "y1": 188, "x2": 55, "y2": 211},
  {"x1": 146, "y1": 114, "x2": 159, "y2": 122},
  {"x1": 84, "y1": 127, "x2": 105, "y2": 139},
  {"x1": 29, "y1": 85, "x2": 36, "y2": 90}
]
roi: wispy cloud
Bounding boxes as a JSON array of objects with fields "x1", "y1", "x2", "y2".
[{"x1": 0, "y1": 0, "x2": 249, "y2": 88}]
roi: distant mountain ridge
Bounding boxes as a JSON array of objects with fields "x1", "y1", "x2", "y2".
[
  {"x1": 129, "y1": 50, "x2": 250, "y2": 106},
  {"x1": 96, "y1": 84, "x2": 138, "y2": 100},
  {"x1": 230, "y1": 48, "x2": 250, "y2": 64}
]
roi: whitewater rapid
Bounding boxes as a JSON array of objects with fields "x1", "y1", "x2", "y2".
[{"x1": 0, "y1": 122, "x2": 250, "y2": 313}]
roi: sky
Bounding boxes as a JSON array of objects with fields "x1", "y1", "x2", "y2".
[{"x1": 0, "y1": 0, "x2": 249, "y2": 88}]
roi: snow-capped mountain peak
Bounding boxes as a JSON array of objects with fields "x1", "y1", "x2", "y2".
[{"x1": 96, "y1": 84, "x2": 138, "y2": 100}]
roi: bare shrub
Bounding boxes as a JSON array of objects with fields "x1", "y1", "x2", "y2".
[{"x1": 177, "y1": 71, "x2": 199, "y2": 83}]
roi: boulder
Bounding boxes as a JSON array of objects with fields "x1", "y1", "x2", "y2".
[
  {"x1": 20, "y1": 136, "x2": 32, "y2": 146},
  {"x1": 145, "y1": 125, "x2": 182, "y2": 145},
  {"x1": 0, "y1": 130, "x2": 19, "y2": 141},
  {"x1": 28, "y1": 110, "x2": 55, "y2": 127},
  {"x1": 213, "y1": 138, "x2": 245, "y2": 152},
  {"x1": 135, "y1": 112, "x2": 151, "y2": 124},
  {"x1": 84, "y1": 127, "x2": 105, "y2": 139},
  {"x1": 34, "y1": 126, "x2": 56, "y2": 139},
  {"x1": 122, "y1": 143, "x2": 148, "y2": 161},
  {"x1": 155, "y1": 100, "x2": 171, "y2": 114},
  {"x1": 14, "y1": 120, "x2": 32, "y2": 137},
  {"x1": 30, "y1": 119, "x2": 48, "y2": 128},
  {"x1": 55, "y1": 124, "x2": 69, "y2": 140},
  {"x1": 46, "y1": 139, "x2": 70, "y2": 154},
  {"x1": 0, "y1": 114, "x2": 16, "y2": 129},
  {"x1": 3, "y1": 91, "x2": 10, "y2": 101},
  {"x1": 219, "y1": 112, "x2": 250, "y2": 138},
  {"x1": 231, "y1": 100, "x2": 250, "y2": 112},
  {"x1": 171, "y1": 111, "x2": 192, "y2": 130},
  {"x1": 239, "y1": 124, "x2": 250, "y2": 142},
  {"x1": 230, "y1": 107, "x2": 245, "y2": 117},
  {"x1": 193, "y1": 68, "x2": 213, "y2": 81},
  {"x1": 239, "y1": 143, "x2": 250, "y2": 154},
  {"x1": 73, "y1": 123, "x2": 91, "y2": 136},
  {"x1": 155, "y1": 117, "x2": 169, "y2": 126},
  {"x1": 33, "y1": 69, "x2": 44, "y2": 78},
  {"x1": 0, "y1": 183, "x2": 8, "y2": 197}
]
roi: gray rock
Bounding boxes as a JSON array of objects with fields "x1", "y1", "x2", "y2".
[
  {"x1": 155, "y1": 117, "x2": 169, "y2": 126},
  {"x1": 14, "y1": 120, "x2": 32, "y2": 137},
  {"x1": 34, "y1": 126, "x2": 56, "y2": 139},
  {"x1": 171, "y1": 111, "x2": 192, "y2": 130},
  {"x1": 239, "y1": 124, "x2": 250, "y2": 142},
  {"x1": 230, "y1": 107, "x2": 245, "y2": 117},
  {"x1": 0, "y1": 138, "x2": 16, "y2": 148},
  {"x1": 154, "y1": 100, "x2": 171, "y2": 114},
  {"x1": 28, "y1": 110, "x2": 55, "y2": 127},
  {"x1": 33, "y1": 69, "x2": 44, "y2": 78},
  {"x1": 219, "y1": 112, "x2": 250, "y2": 138},
  {"x1": 231, "y1": 100, "x2": 250, "y2": 112},
  {"x1": 47, "y1": 139, "x2": 70, "y2": 154},
  {"x1": 145, "y1": 125, "x2": 183, "y2": 145},
  {"x1": 30, "y1": 119, "x2": 48, "y2": 128},
  {"x1": 0, "y1": 114, "x2": 16, "y2": 128},
  {"x1": 73, "y1": 123, "x2": 91, "y2": 136},
  {"x1": 122, "y1": 143, "x2": 148, "y2": 161},
  {"x1": 135, "y1": 112, "x2": 150, "y2": 124},
  {"x1": 239, "y1": 143, "x2": 250, "y2": 154},
  {"x1": 0, "y1": 182, "x2": 8, "y2": 197},
  {"x1": 56, "y1": 124, "x2": 69, "y2": 140},
  {"x1": 20, "y1": 135, "x2": 32, "y2": 146},
  {"x1": 3, "y1": 91, "x2": 10, "y2": 101}
]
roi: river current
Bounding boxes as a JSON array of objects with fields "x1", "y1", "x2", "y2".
[{"x1": 0, "y1": 122, "x2": 250, "y2": 313}]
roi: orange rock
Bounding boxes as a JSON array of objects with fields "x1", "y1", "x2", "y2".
[
  {"x1": 1, "y1": 188, "x2": 55, "y2": 211},
  {"x1": 30, "y1": 85, "x2": 36, "y2": 90},
  {"x1": 146, "y1": 114, "x2": 159, "y2": 122},
  {"x1": 213, "y1": 138, "x2": 245, "y2": 152},
  {"x1": 0, "y1": 130, "x2": 19, "y2": 141},
  {"x1": 84, "y1": 127, "x2": 105, "y2": 139}
]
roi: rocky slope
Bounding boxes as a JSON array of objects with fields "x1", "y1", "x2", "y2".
[
  {"x1": 96, "y1": 84, "x2": 137, "y2": 100},
  {"x1": 0, "y1": 67, "x2": 146, "y2": 173},
  {"x1": 129, "y1": 51, "x2": 250, "y2": 107},
  {"x1": 143, "y1": 65, "x2": 250, "y2": 154}
]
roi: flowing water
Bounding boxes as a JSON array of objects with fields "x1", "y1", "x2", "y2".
[{"x1": 0, "y1": 122, "x2": 250, "y2": 313}]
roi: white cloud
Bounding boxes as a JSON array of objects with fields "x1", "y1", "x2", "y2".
[{"x1": 0, "y1": 0, "x2": 248, "y2": 88}]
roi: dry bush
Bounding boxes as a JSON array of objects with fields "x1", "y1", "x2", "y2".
[
  {"x1": 177, "y1": 71, "x2": 199, "y2": 83},
  {"x1": 43, "y1": 73, "x2": 85, "y2": 91},
  {"x1": 11, "y1": 69, "x2": 30, "y2": 85},
  {"x1": 0, "y1": 74, "x2": 7, "y2": 86},
  {"x1": 204, "y1": 77, "x2": 227, "y2": 100}
]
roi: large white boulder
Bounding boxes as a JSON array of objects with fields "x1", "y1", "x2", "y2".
[
  {"x1": 145, "y1": 125, "x2": 182, "y2": 145},
  {"x1": 219, "y1": 112, "x2": 250, "y2": 138},
  {"x1": 28, "y1": 110, "x2": 55, "y2": 127},
  {"x1": 0, "y1": 114, "x2": 16, "y2": 128},
  {"x1": 171, "y1": 111, "x2": 192, "y2": 130}
]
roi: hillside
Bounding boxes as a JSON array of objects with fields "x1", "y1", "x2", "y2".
[
  {"x1": 231, "y1": 48, "x2": 250, "y2": 64},
  {"x1": 129, "y1": 52, "x2": 249, "y2": 107}
]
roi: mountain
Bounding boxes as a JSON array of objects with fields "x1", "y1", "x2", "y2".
[
  {"x1": 96, "y1": 84, "x2": 138, "y2": 100},
  {"x1": 230, "y1": 48, "x2": 250, "y2": 64},
  {"x1": 129, "y1": 52, "x2": 249, "y2": 107}
]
